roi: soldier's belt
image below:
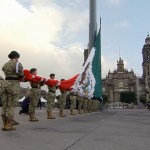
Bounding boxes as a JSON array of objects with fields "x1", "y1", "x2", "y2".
[
  {"x1": 31, "y1": 86, "x2": 39, "y2": 89},
  {"x1": 49, "y1": 90, "x2": 55, "y2": 93},
  {"x1": 5, "y1": 77, "x2": 19, "y2": 80}
]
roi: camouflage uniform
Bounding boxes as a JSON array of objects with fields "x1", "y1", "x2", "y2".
[
  {"x1": 59, "y1": 90, "x2": 67, "y2": 117},
  {"x1": 83, "y1": 98, "x2": 88, "y2": 113},
  {"x1": 70, "y1": 94, "x2": 76, "y2": 115},
  {"x1": 46, "y1": 86, "x2": 56, "y2": 119},
  {"x1": 77, "y1": 96, "x2": 83, "y2": 114},
  {"x1": 29, "y1": 82, "x2": 41, "y2": 121},
  {"x1": 0, "y1": 78, "x2": 4, "y2": 106},
  {"x1": 1, "y1": 59, "x2": 24, "y2": 130},
  {"x1": 87, "y1": 99, "x2": 92, "y2": 113},
  {"x1": 94, "y1": 100, "x2": 98, "y2": 111},
  {"x1": 90, "y1": 99, "x2": 93, "y2": 112},
  {"x1": 91, "y1": 100, "x2": 95, "y2": 112},
  {"x1": 96, "y1": 100, "x2": 100, "y2": 111}
]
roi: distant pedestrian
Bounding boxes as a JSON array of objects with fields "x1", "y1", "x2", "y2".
[{"x1": 19, "y1": 96, "x2": 30, "y2": 115}]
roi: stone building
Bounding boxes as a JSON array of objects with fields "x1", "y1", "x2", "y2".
[
  {"x1": 102, "y1": 58, "x2": 138, "y2": 102},
  {"x1": 142, "y1": 34, "x2": 150, "y2": 102},
  {"x1": 102, "y1": 34, "x2": 150, "y2": 103}
]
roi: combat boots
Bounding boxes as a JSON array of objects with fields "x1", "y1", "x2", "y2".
[
  {"x1": 59, "y1": 110, "x2": 66, "y2": 117},
  {"x1": 84, "y1": 108, "x2": 87, "y2": 113},
  {"x1": 7, "y1": 118, "x2": 16, "y2": 130},
  {"x1": 47, "y1": 111, "x2": 55, "y2": 119},
  {"x1": 2, "y1": 116, "x2": 16, "y2": 131},
  {"x1": 11, "y1": 117, "x2": 19, "y2": 125},
  {"x1": 1, "y1": 114, "x2": 6, "y2": 131},
  {"x1": 29, "y1": 113, "x2": 39, "y2": 122},
  {"x1": 70, "y1": 109, "x2": 76, "y2": 115},
  {"x1": 88, "y1": 109, "x2": 92, "y2": 113},
  {"x1": 78, "y1": 109, "x2": 83, "y2": 114}
]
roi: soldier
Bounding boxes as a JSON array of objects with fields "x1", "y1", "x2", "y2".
[
  {"x1": 29, "y1": 68, "x2": 44, "y2": 122},
  {"x1": 90, "y1": 99, "x2": 93, "y2": 112},
  {"x1": 77, "y1": 94, "x2": 83, "y2": 114},
  {"x1": 69, "y1": 88, "x2": 77, "y2": 115},
  {"x1": 83, "y1": 97, "x2": 88, "y2": 113},
  {"x1": 46, "y1": 73, "x2": 57, "y2": 119},
  {"x1": 96, "y1": 99, "x2": 100, "y2": 111},
  {"x1": 87, "y1": 98, "x2": 92, "y2": 113},
  {"x1": 91, "y1": 98, "x2": 95, "y2": 112},
  {"x1": 92, "y1": 98, "x2": 96, "y2": 112},
  {"x1": 1, "y1": 51, "x2": 24, "y2": 131},
  {"x1": 59, "y1": 79, "x2": 67, "y2": 117}
]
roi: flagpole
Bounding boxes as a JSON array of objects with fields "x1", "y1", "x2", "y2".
[
  {"x1": 89, "y1": 0, "x2": 97, "y2": 54},
  {"x1": 99, "y1": 17, "x2": 102, "y2": 99}
]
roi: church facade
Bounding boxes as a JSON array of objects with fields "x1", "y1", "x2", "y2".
[{"x1": 102, "y1": 34, "x2": 150, "y2": 102}]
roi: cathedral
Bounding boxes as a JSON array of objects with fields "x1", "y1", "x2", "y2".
[{"x1": 102, "y1": 34, "x2": 150, "y2": 102}]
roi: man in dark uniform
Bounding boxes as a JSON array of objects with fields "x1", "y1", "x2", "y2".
[{"x1": 19, "y1": 96, "x2": 30, "y2": 115}]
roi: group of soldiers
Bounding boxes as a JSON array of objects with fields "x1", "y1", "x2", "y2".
[
  {"x1": 57, "y1": 92, "x2": 101, "y2": 116},
  {"x1": 0, "y1": 51, "x2": 101, "y2": 131}
]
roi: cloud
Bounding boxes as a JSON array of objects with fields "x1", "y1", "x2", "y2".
[
  {"x1": 0, "y1": 0, "x2": 89, "y2": 90},
  {"x1": 114, "y1": 20, "x2": 131, "y2": 28},
  {"x1": 0, "y1": 0, "x2": 117, "y2": 92}
]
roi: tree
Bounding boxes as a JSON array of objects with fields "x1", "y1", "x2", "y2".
[
  {"x1": 140, "y1": 96, "x2": 146, "y2": 105},
  {"x1": 120, "y1": 91, "x2": 136, "y2": 104}
]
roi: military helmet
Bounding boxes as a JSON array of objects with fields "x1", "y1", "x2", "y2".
[{"x1": 8, "y1": 51, "x2": 20, "y2": 59}]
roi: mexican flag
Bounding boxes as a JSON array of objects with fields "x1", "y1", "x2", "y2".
[{"x1": 73, "y1": 29, "x2": 102, "y2": 98}]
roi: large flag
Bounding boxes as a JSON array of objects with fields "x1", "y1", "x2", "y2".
[
  {"x1": 58, "y1": 74, "x2": 79, "y2": 90},
  {"x1": 23, "y1": 69, "x2": 79, "y2": 89},
  {"x1": 23, "y1": 69, "x2": 59, "y2": 86},
  {"x1": 73, "y1": 29, "x2": 102, "y2": 98}
]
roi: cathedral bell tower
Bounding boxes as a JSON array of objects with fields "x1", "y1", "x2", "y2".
[
  {"x1": 142, "y1": 33, "x2": 150, "y2": 102},
  {"x1": 142, "y1": 34, "x2": 150, "y2": 78},
  {"x1": 117, "y1": 58, "x2": 125, "y2": 72}
]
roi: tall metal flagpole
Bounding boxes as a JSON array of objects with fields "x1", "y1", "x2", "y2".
[{"x1": 89, "y1": 0, "x2": 97, "y2": 54}]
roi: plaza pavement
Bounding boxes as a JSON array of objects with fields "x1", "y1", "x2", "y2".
[{"x1": 0, "y1": 108, "x2": 150, "y2": 150}]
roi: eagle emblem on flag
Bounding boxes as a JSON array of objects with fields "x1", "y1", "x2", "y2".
[{"x1": 73, "y1": 49, "x2": 96, "y2": 98}]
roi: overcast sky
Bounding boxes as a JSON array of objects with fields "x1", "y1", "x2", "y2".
[{"x1": 0, "y1": 0, "x2": 150, "y2": 90}]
